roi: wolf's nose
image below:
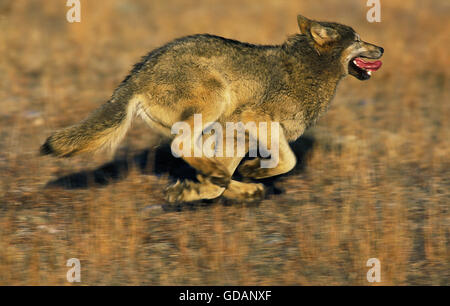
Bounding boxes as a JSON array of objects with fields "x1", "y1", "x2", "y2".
[{"x1": 379, "y1": 47, "x2": 384, "y2": 54}]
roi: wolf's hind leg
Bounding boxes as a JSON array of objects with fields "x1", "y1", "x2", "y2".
[
  {"x1": 165, "y1": 156, "x2": 265, "y2": 203},
  {"x1": 164, "y1": 156, "x2": 241, "y2": 203},
  {"x1": 177, "y1": 114, "x2": 232, "y2": 187}
]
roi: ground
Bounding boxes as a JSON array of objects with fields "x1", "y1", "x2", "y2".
[{"x1": 0, "y1": 0, "x2": 448, "y2": 285}]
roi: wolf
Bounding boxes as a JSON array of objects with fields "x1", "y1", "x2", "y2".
[{"x1": 40, "y1": 14, "x2": 383, "y2": 203}]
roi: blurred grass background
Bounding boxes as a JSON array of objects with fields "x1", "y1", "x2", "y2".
[{"x1": 0, "y1": 0, "x2": 448, "y2": 285}]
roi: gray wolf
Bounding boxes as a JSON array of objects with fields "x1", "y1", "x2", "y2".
[{"x1": 40, "y1": 14, "x2": 384, "y2": 203}]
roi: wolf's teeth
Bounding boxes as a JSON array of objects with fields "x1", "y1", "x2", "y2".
[
  {"x1": 353, "y1": 60, "x2": 357, "y2": 65},
  {"x1": 367, "y1": 71, "x2": 372, "y2": 76}
]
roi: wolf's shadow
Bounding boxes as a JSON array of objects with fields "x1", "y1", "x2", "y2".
[{"x1": 45, "y1": 135, "x2": 315, "y2": 194}]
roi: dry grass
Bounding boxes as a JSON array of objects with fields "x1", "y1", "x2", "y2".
[{"x1": 0, "y1": 0, "x2": 448, "y2": 285}]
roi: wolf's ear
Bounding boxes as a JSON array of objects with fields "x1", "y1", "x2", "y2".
[
  {"x1": 297, "y1": 14, "x2": 311, "y2": 35},
  {"x1": 310, "y1": 23, "x2": 340, "y2": 46}
]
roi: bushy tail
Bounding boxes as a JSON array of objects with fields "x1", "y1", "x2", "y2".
[{"x1": 40, "y1": 96, "x2": 137, "y2": 158}]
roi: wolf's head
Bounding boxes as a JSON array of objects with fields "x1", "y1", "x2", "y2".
[{"x1": 297, "y1": 14, "x2": 384, "y2": 80}]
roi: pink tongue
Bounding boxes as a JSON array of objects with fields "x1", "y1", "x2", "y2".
[{"x1": 354, "y1": 58, "x2": 382, "y2": 71}]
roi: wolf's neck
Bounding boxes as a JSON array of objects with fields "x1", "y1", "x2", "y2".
[
  {"x1": 280, "y1": 34, "x2": 343, "y2": 80},
  {"x1": 278, "y1": 37, "x2": 343, "y2": 127}
]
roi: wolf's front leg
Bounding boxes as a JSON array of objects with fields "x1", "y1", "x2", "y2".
[
  {"x1": 239, "y1": 127, "x2": 296, "y2": 179},
  {"x1": 174, "y1": 114, "x2": 232, "y2": 188}
]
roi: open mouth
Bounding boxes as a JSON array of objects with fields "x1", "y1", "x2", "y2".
[{"x1": 349, "y1": 57, "x2": 382, "y2": 80}]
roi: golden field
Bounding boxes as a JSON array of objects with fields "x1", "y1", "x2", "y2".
[{"x1": 0, "y1": 0, "x2": 448, "y2": 285}]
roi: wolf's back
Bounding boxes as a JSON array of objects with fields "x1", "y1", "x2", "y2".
[{"x1": 40, "y1": 94, "x2": 137, "y2": 158}]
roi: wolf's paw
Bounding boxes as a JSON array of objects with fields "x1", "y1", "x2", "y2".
[
  {"x1": 222, "y1": 181, "x2": 265, "y2": 202},
  {"x1": 164, "y1": 180, "x2": 194, "y2": 204},
  {"x1": 164, "y1": 178, "x2": 225, "y2": 204},
  {"x1": 239, "y1": 158, "x2": 270, "y2": 179}
]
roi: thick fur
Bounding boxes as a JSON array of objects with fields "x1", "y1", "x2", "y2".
[
  {"x1": 41, "y1": 15, "x2": 383, "y2": 203},
  {"x1": 41, "y1": 92, "x2": 137, "y2": 157}
]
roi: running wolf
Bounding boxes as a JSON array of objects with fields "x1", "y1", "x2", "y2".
[{"x1": 40, "y1": 14, "x2": 383, "y2": 203}]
